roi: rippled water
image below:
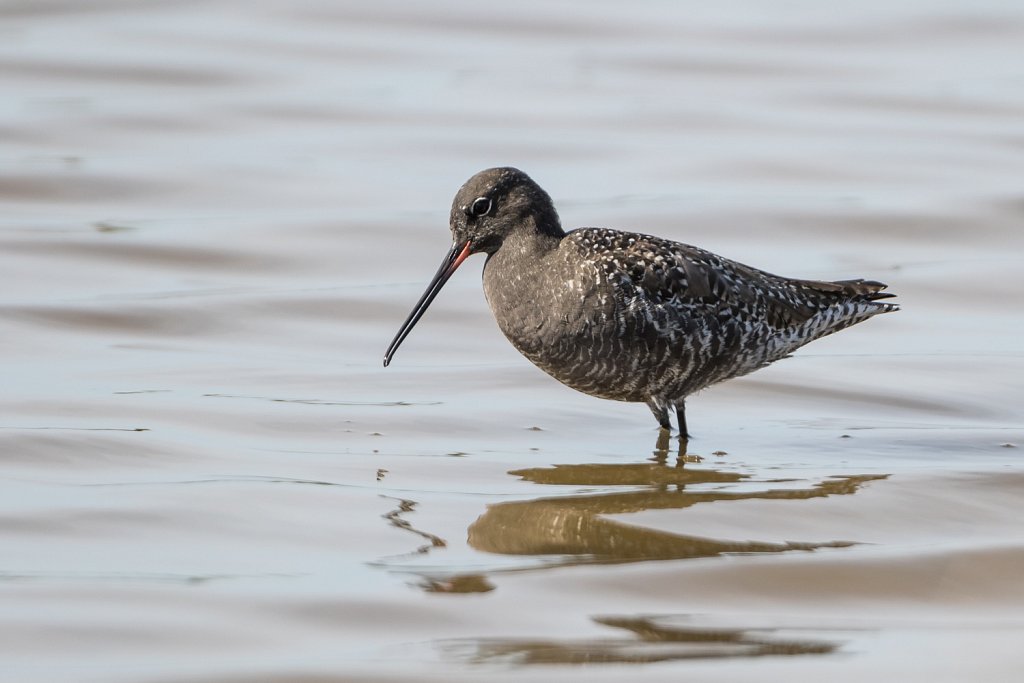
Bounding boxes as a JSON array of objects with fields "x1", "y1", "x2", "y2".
[{"x1": 3, "y1": 1, "x2": 1023, "y2": 681}]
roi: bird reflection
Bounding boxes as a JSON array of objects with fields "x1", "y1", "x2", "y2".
[
  {"x1": 445, "y1": 614, "x2": 839, "y2": 664},
  {"x1": 413, "y1": 437, "x2": 888, "y2": 593},
  {"x1": 465, "y1": 464, "x2": 884, "y2": 565},
  {"x1": 653, "y1": 429, "x2": 698, "y2": 465}
]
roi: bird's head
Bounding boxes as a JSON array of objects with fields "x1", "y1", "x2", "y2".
[
  {"x1": 383, "y1": 167, "x2": 562, "y2": 367},
  {"x1": 449, "y1": 167, "x2": 563, "y2": 256}
]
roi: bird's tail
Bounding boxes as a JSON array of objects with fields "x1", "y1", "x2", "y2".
[
  {"x1": 803, "y1": 277, "x2": 900, "y2": 313},
  {"x1": 833, "y1": 278, "x2": 899, "y2": 312}
]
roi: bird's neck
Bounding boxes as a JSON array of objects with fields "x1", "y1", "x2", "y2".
[
  {"x1": 532, "y1": 206, "x2": 565, "y2": 240},
  {"x1": 483, "y1": 222, "x2": 562, "y2": 303},
  {"x1": 501, "y1": 218, "x2": 563, "y2": 260}
]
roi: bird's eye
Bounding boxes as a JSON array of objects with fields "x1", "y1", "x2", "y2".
[{"x1": 468, "y1": 196, "x2": 493, "y2": 217}]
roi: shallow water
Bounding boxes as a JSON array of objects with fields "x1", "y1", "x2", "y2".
[{"x1": 2, "y1": 1, "x2": 1023, "y2": 681}]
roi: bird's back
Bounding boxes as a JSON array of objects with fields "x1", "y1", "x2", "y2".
[{"x1": 485, "y1": 226, "x2": 897, "y2": 404}]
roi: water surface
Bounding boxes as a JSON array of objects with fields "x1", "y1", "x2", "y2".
[{"x1": 2, "y1": 1, "x2": 1023, "y2": 681}]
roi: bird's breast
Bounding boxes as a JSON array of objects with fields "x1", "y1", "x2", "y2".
[{"x1": 482, "y1": 246, "x2": 606, "y2": 357}]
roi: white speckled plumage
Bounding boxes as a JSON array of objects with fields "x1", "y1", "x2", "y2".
[{"x1": 385, "y1": 167, "x2": 898, "y2": 435}]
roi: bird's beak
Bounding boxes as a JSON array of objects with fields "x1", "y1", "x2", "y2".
[{"x1": 383, "y1": 240, "x2": 473, "y2": 367}]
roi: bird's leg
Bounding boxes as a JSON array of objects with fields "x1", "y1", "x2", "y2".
[
  {"x1": 646, "y1": 398, "x2": 672, "y2": 431},
  {"x1": 676, "y1": 401, "x2": 691, "y2": 440},
  {"x1": 674, "y1": 401, "x2": 703, "y2": 462}
]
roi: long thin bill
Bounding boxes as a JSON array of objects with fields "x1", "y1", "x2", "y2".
[{"x1": 383, "y1": 240, "x2": 472, "y2": 367}]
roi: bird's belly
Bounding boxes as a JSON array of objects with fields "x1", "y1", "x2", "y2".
[
  {"x1": 483, "y1": 279, "x2": 644, "y2": 401},
  {"x1": 482, "y1": 253, "x2": 791, "y2": 404},
  {"x1": 493, "y1": 298, "x2": 784, "y2": 404},
  {"x1": 493, "y1": 302, "x2": 684, "y2": 403}
]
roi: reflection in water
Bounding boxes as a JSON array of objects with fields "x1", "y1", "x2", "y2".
[
  {"x1": 383, "y1": 497, "x2": 447, "y2": 556},
  {"x1": 422, "y1": 574, "x2": 496, "y2": 594},
  {"x1": 653, "y1": 429, "x2": 701, "y2": 464},
  {"x1": 444, "y1": 614, "x2": 838, "y2": 664},
  {"x1": 405, "y1": 456, "x2": 888, "y2": 593},
  {"x1": 466, "y1": 462, "x2": 887, "y2": 566}
]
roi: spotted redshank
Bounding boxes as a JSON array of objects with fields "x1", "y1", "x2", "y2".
[{"x1": 384, "y1": 167, "x2": 898, "y2": 436}]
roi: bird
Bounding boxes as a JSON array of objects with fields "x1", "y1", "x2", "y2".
[{"x1": 383, "y1": 167, "x2": 898, "y2": 436}]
